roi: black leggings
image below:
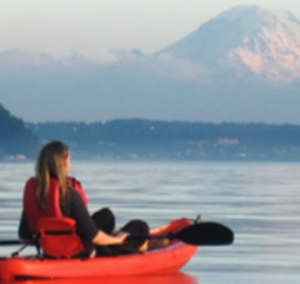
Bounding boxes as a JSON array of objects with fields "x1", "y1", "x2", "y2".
[{"x1": 91, "y1": 208, "x2": 149, "y2": 256}]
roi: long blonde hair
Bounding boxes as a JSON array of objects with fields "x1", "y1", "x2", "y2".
[{"x1": 35, "y1": 141, "x2": 69, "y2": 210}]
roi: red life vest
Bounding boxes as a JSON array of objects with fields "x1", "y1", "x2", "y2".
[
  {"x1": 23, "y1": 177, "x2": 88, "y2": 258},
  {"x1": 67, "y1": 177, "x2": 88, "y2": 207},
  {"x1": 23, "y1": 177, "x2": 88, "y2": 234}
]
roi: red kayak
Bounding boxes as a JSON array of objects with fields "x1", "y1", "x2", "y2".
[{"x1": 0, "y1": 219, "x2": 197, "y2": 280}]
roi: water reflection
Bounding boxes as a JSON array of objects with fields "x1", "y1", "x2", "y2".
[
  {"x1": 2, "y1": 272, "x2": 198, "y2": 284},
  {"x1": 0, "y1": 161, "x2": 299, "y2": 283}
]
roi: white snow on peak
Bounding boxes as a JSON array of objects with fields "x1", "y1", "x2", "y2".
[
  {"x1": 216, "y1": 5, "x2": 267, "y2": 23},
  {"x1": 213, "y1": 5, "x2": 299, "y2": 35},
  {"x1": 161, "y1": 5, "x2": 300, "y2": 82}
]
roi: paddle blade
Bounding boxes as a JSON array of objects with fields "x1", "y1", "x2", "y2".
[
  {"x1": 0, "y1": 240, "x2": 21, "y2": 246},
  {"x1": 174, "y1": 222, "x2": 234, "y2": 246}
]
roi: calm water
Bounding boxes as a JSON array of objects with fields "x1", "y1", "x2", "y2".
[{"x1": 0, "y1": 161, "x2": 299, "y2": 284}]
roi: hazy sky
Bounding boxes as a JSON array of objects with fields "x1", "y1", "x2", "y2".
[{"x1": 1, "y1": 0, "x2": 300, "y2": 61}]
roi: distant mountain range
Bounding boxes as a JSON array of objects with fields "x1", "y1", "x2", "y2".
[{"x1": 1, "y1": 5, "x2": 300, "y2": 124}]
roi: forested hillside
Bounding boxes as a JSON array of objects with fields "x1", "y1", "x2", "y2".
[
  {"x1": 0, "y1": 104, "x2": 37, "y2": 159},
  {"x1": 28, "y1": 119, "x2": 300, "y2": 161}
]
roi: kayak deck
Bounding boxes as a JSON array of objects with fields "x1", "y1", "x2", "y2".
[{"x1": 0, "y1": 219, "x2": 197, "y2": 280}]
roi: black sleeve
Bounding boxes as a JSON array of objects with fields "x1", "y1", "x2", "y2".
[
  {"x1": 18, "y1": 212, "x2": 32, "y2": 240},
  {"x1": 67, "y1": 190, "x2": 99, "y2": 242}
]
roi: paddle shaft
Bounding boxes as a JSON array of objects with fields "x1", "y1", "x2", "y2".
[
  {"x1": 128, "y1": 222, "x2": 234, "y2": 245},
  {"x1": 0, "y1": 234, "x2": 170, "y2": 246},
  {"x1": 0, "y1": 222, "x2": 234, "y2": 247}
]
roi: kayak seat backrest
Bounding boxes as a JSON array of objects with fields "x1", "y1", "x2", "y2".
[{"x1": 37, "y1": 217, "x2": 84, "y2": 258}]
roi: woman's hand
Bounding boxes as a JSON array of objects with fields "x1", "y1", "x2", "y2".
[
  {"x1": 92, "y1": 230, "x2": 129, "y2": 246},
  {"x1": 113, "y1": 231, "x2": 130, "y2": 244}
]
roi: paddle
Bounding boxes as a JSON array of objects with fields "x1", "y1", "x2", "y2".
[
  {"x1": 0, "y1": 222, "x2": 234, "y2": 247},
  {"x1": 128, "y1": 222, "x2": 234, "y2": 246},
  {"x1": 0, "y1": 240, "x2": 21, "y2": 245}
]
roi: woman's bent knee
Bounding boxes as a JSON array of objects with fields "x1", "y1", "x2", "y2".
[{"x1": 91, "y1": 207, "x2": 115, "y2": 234}]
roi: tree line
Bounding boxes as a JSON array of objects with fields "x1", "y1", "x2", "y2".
[
  {"x1": 27, "y1": 119, "x2": 300, "y2": 161},
  {"x1": 0, "y1": 104, "x2": 37, "y2": 159}
]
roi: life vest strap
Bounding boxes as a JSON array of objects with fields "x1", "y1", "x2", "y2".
[{"x1": 38, "y1": 230, "x2": 73, "y2": 236}]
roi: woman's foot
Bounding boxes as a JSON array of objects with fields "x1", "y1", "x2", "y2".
[
  {"x1": 149, "y1": 238, "x2": 170, "y2": 250},
  {"x1": 138, "y1": 240, "x2": 149, "y2": 252}
]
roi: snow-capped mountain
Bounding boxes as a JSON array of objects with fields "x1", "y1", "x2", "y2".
[
  {"x1": 159, "y1": 5, "x2": 300, "y2": 82},
  {"x1": 1, "y1": 5, "x2": 300, "y2": 124}
]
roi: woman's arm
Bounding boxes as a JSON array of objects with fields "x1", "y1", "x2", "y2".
[{"x1": 68, "y1": 189, "x2": 129, "y2": 245}]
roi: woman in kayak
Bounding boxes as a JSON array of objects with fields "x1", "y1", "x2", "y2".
[{"x1": 18, "y1": 140, "x2": 149, "y2": 256}]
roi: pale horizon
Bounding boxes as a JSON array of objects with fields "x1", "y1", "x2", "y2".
[
  {"x1": 1, "y1": 1, "x2": 300, "y2": 125},
  {"x1": 1, "y1": 0, "x2": 300, "y2": 62}
]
